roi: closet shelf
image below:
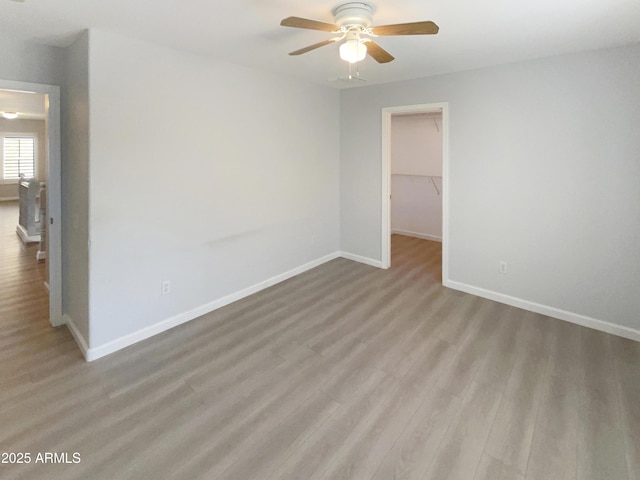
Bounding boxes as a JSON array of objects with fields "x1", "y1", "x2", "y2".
[
  {"x1": 391, "y1": 174, "x2": 442, "y2": 178},
  {"x1": 391, "y1": 174, "x2": 442, "y2": 195}
]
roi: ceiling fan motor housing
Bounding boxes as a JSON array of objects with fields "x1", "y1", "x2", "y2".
[{"x1": 333, "y1": 2, "x2": 373, "y2": 29}]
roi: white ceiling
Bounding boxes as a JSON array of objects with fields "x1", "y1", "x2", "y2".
[
  {"x1": 1, "y1": 0, "x2": 639, "y2": 89},
  {"x1": 0, "y1": 90, "x2": 46, "y2": 120}
]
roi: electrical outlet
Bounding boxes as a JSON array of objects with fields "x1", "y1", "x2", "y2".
[
  {"x1": 499, "y1": 261, "x2": 508, "y2": 274},
  {"x1": 161, "y1": 280, "x2": 171, "y2": 296}
]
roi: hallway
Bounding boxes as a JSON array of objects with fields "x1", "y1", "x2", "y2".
[{"x1": 0, "y1": 200, "x2": 72, "y2": 383}]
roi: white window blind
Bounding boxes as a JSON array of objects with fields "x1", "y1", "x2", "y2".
[{"x1": 3, "y1": 136, "x2": 35, "y2": 180}]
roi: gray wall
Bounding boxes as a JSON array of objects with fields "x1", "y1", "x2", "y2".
[
  {"x1": 0, "y1": 32, "x2": 63, "y2": 201},
  {"x1": 87, "y1": 29, "x2": 340, "y2": 348},
  {"x1": 0, "y1": 31, "x2": 64, "y2": 86},
  {"x1": 340, "y1": 43, "x2": 640, "y2": 331},
  {"x1": 3, "y1": 25, "x2": 638, "y2": 353},
  {"x1": 61, "y1": 31, "x2": 90, "y2": 343}
]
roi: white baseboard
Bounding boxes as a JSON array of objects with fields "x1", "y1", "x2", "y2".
[
  {"x1": 391, "y1": 229, "x2": 442, "y2": 242},
  {"x1": 36, "y1": 250, "x2": 47, "y2": 261},
  {"x1": 83, "y1": 252, "x2": 342, "y2": 362},
  {"x1": 0, "y1": 196, "x2": 19, "y2": 202},
  {"x1": 339, "y1": 251, "x2": 384, "y2": 269},
  {"x1": 63, "y1": 314, "x2": 90, "y2": 359},
  {"x1": 444, "y1": 279, "x2": 640, "y2": 342},
  {"x1": 16, "y1": 224, "x2": 40, "y2": 244}
]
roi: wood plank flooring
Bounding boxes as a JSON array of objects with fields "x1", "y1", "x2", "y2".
[
  {"x1": 1, "y1": 225, "x2": 639, "y2": 479},
  {"x1": 0, "y1": 201, "x2": 48, "y2": 328}
]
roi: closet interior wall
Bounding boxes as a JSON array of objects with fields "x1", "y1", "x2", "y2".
[{"x1": 390, "y1": 112, "x2": 443, "y2": 242}]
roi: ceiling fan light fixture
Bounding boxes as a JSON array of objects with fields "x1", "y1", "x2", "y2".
[
  {"x1": 340, "y1": 39, "x2": 367, "y2": 63},
  {"x1": 281, "y1": 2, "x2": 437, "y2": 65},
  {"x1": 2, "y1": 112, "x2": 18, "y2": 120}
]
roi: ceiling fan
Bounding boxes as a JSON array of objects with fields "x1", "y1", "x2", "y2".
[{"x1": 280, "y1": 2, "x2": 439, "y2": 64}]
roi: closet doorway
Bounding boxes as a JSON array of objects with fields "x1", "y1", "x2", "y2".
[{"x1": 381, "y1": 102, "x2": 449, "y2": 282}]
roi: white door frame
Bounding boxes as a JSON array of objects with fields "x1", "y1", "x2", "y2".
[
  {"x1": 0, "y1": 79, "x2": 62, "y2": 327},
  {"x1": 381, "y1": 102, "x2": 449, "y2": 281}
]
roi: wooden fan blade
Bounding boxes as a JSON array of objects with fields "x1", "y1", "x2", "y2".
[
  {"x1": 289, "y1": 39, "x2": 338, "y2": 56},
  {"x1": 365, "y1": 41, "x2": 394, "y2": 63},
  {"x1": 372, "y1": 21, "x2": 439, "y2": 36},
  {"x1": 280, "y1": 16, "x2": 339, "y2": 32}
]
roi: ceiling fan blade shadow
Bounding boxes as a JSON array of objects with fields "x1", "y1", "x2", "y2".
[
  {"x1": 280, "y1": 17, "x2": 339, "y2": 32},
  {"x1": 372, "y1": 21, "x2": 439, "y2": 36},
  {"x1": 366, "y1": 41, "x2": 394, "y2": 63},
  {"x1": 289, "y1": 39, "x2": 339, "y2": 56}
]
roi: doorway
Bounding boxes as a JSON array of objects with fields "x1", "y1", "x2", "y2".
[
  {"x1": 0, "y1": 79, "x2": 62, "y2": 327},
  {"x1": 381, "y1": 102, "x2": 449, "y2": 281}
]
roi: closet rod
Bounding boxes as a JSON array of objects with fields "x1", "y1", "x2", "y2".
[
  {"x1": 391, "y1": 174, "x2": 442, "y2": 178},
  {"x1": 391, "y1": 174, "x2": 441, "y2": 195}
]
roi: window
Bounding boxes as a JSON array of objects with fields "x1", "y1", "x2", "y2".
[{"x1": 2, "y1": 135, "x2": 36, "y2": 181}]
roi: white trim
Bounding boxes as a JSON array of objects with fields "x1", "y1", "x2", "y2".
[
  {"x1": 381, "y1": 110, "x2": 391, "y2": 269},
  {"x1": 441, "y1": 106, "x2": 450, "y2": 284},
  {"x1": 0, "y1": 79, "x2": 62, "y2": 328},
  {"x1": 63, "y1": 313, "x2": 90, "y2": 358},
  {"x1": 16, "y1": 223, "x2": 40, "y2": 243},
  {"x1": 83, "y1": 252, "x2": 341, "y2": 361},
  {"x1": 391, "y1": 229, "x2": 442, "y2": 242},
  {"x1": 340, "y1": 251, "x2": 384, "y2": 268},
  {"x1": 0, "y1": 196, "x2": 19, "y2": 201},
  {"x1": 36, "y1": 250, "x2": 46, "y2": 261},
  {"x1": 381, "y1": 102, "x2": 449, "y2": 280},
  {"x1": 445, "y1": 279, "x2": 640, "y2": 342}
]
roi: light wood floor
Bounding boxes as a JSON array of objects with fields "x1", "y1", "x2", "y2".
[
  {"x1": 0, "y1": 201, "x2": 48, "y2": 324},
  {"x1": 1, "y1": 228, "x2": 639, "y2": 479}
]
